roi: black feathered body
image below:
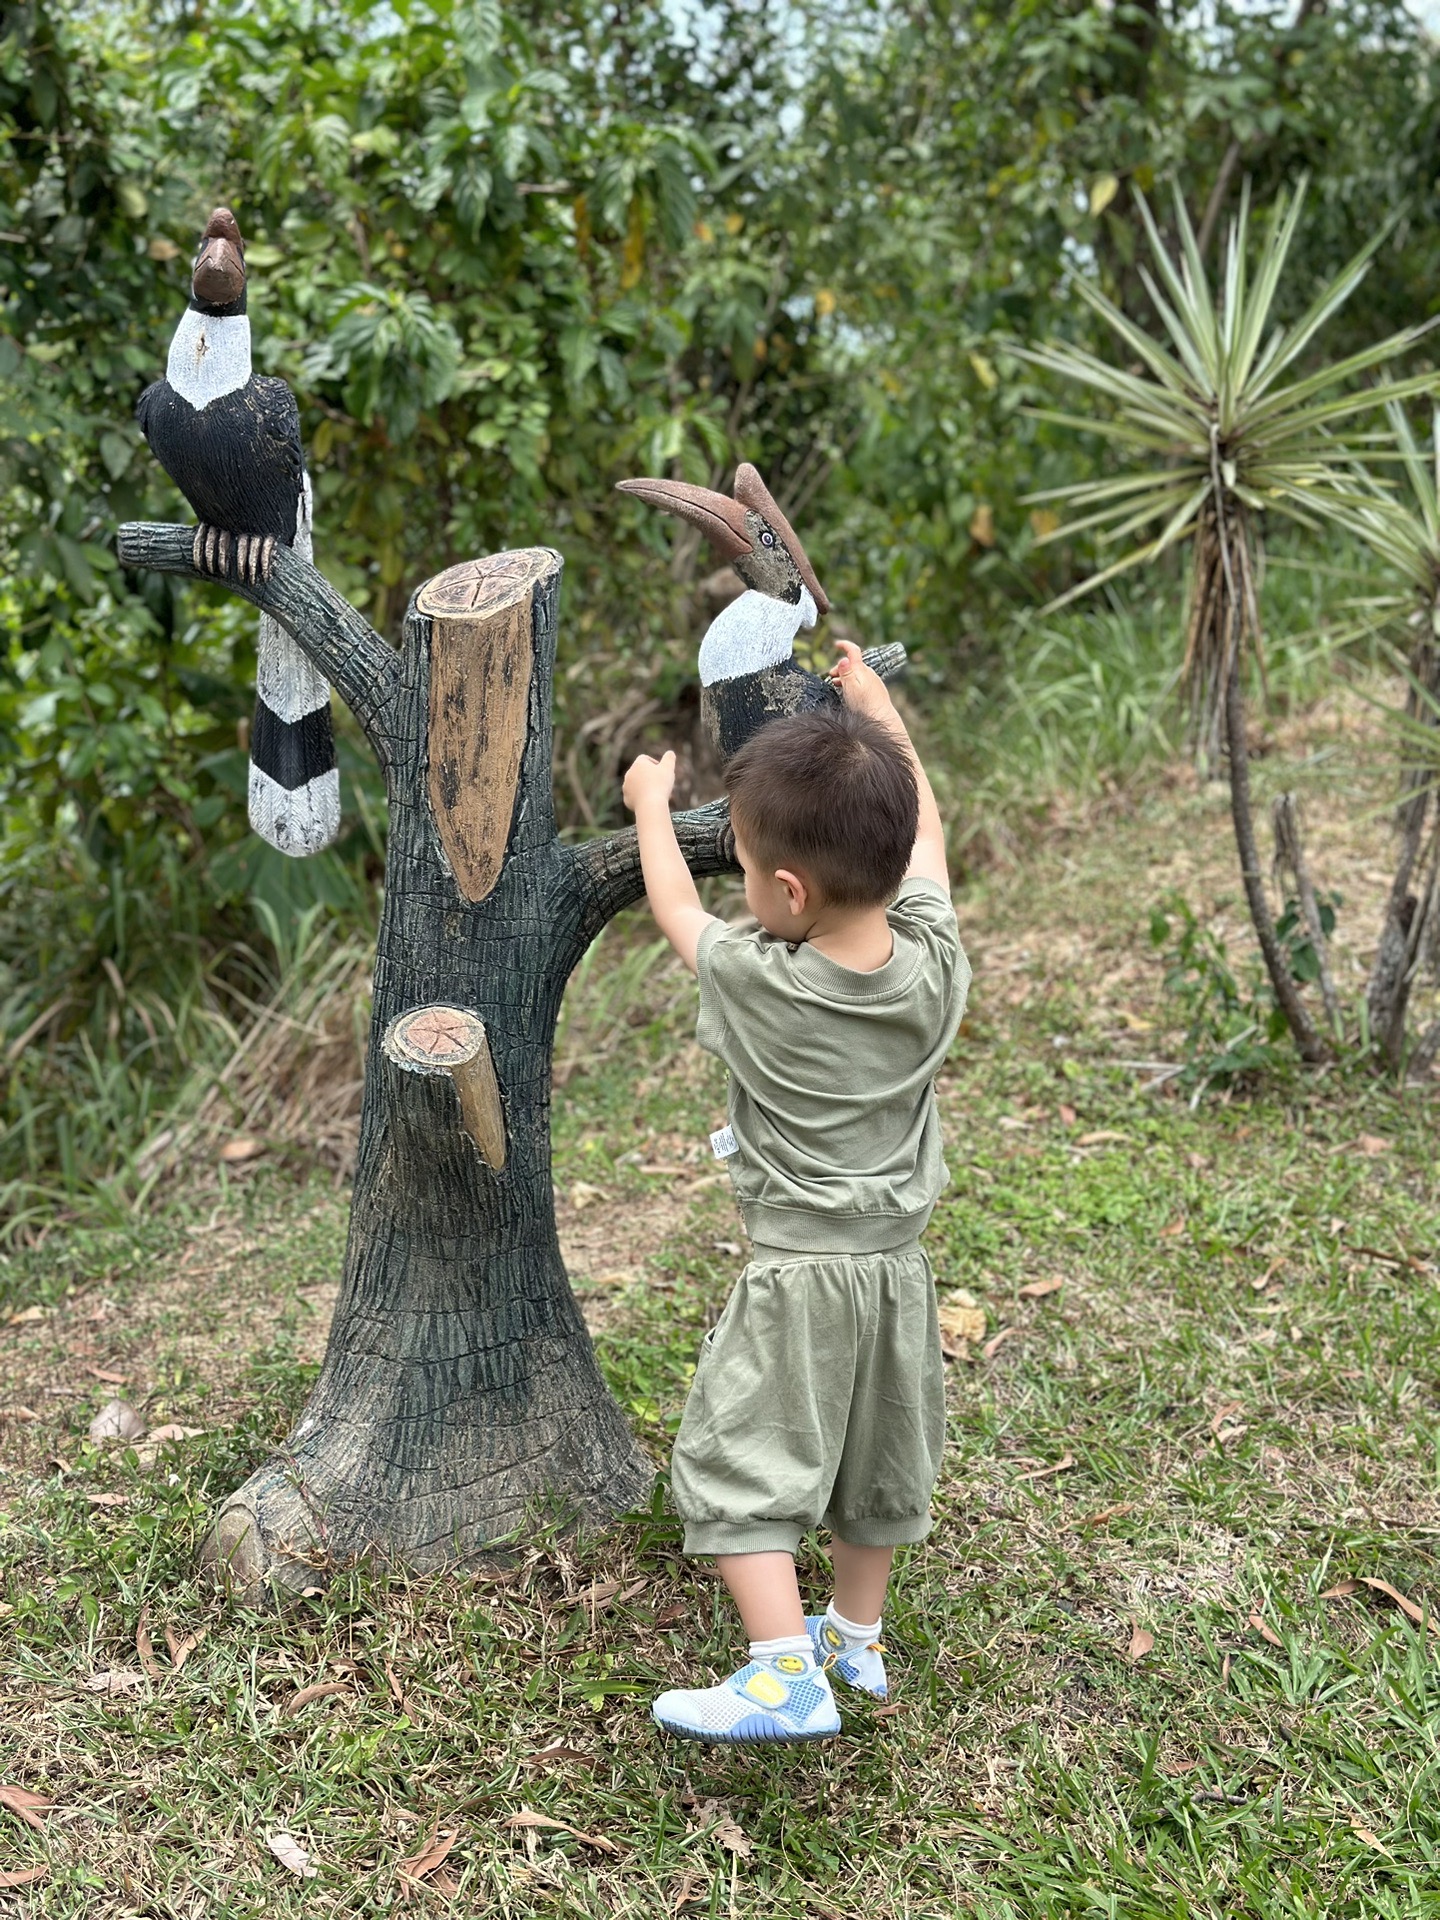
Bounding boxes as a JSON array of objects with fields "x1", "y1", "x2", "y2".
[
  {"x1": 703, "y1": 657, "x2": 840, "y2": 762},
  {"x1": 135, "y1": 374, "x2": 304, "y2": 543}
]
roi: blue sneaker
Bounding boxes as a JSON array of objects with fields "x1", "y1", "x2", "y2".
[
  {"x1": 652, "y1": 1654, "x2": 840, "y2": 1744},
  {"x1": 807, "y1": 1616, "x2": 888, "y2": 1700}
]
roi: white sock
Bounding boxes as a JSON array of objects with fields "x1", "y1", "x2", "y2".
[
  {"x1": 748, "y1": 1633, "x2": 815, "y2": 1668},
  {"x1": 825, "y1": 1602, "x2": 882, "y2": 1649}
]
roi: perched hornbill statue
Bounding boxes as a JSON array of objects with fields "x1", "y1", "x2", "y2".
[
  {"x1": 616, "y1": 462, "x2": 847, "y2": 761},
  {"x1": 136, "y1": 208, "x2": 339, "y2": 857}
]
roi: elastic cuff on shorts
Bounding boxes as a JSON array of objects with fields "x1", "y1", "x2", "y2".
[
  {"x1": 683, "y1": 1519, "x2": 804, "y2": 1558},
  {"x1": 825, "y1": 1511, "x2": 932, "y2": 1549}
]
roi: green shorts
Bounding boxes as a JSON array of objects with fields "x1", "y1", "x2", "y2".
[{"x1": 670, "y1": 1240, "x2": 947, "y2": 1558}]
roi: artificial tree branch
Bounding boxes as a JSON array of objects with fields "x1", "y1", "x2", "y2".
[
  {"x1": 117, "y1": 521, "x2": 402, "y2": 762},
  {"x1": 1225, "y1": 657, "x2": 1331, "y2": 1064},
  {"x1": 570, "y1": 798, "x2": 738, "y2": 943}
]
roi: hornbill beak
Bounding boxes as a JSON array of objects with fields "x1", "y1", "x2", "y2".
[
  {"x1": 192, "y1": 206, "x2": 246, "y2": 306},
  {"x1": 615, "y1": 477, "x2": 753, "y2": 563},
  {"x1": 616, "y1": 463, "x2": 830, "y2": 616}
]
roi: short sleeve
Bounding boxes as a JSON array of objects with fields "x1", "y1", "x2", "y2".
[
  {"x1": 695, "y1": 918, "x2": 743, "y2": 1058},
  {"x1": 888, "y1": 877, "x2": 970, "y2": 1018}
]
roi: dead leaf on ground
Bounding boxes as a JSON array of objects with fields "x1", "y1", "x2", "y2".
[
  {"x1": 1018, "y1": 1276, "x2": 1065, "y2": 1300},
  {"x1": 165, "y1": 1626, "x2": 203, "y2": 1673},
  {"x1": 1077, "y1": 1129, "x2": 1129, "y2": 1146},
  {"x1": 85, "y1": 1668, "x2": 147, "y2": 1696},
  {"x1": 0, "y1": 1866, "x2": 50, "y2": 1888},
  {"x1": 7, "y1": 1305, "x2": 46, "y2": 1325},
  {"x1": 136, "y1": 1608, "x2": 162, "y2": 1681},
  {"x1": 872, "y1": 1701, "x2": 906, "y2": 1719},
  {"x1": 672, "y1": 1870, "x2": 705, "y2": 1910},
  {"x1": 147, "y1": 1423, "x2": 207, "y2": 1444},
  {"x1": 87, "y1": 1398, "x2": 145, "y2": 1445},
  {"x1": 568, "y1": 1182, "x2": 607, "y2": 1212},
  {"x1": 1248, "y1": 1612, "x2": 1283, "y2": 1647},
  {"x1": 1351, "y1": 1822, "x2": 1393, "y2": 1856},
  {"x1": 1209, "y1": 1401, "x2": 1244, "y2": 1436},
  {"x1": 84, "y1": 1492, "x2": 127, "y2": 1509},
  {"x1": 1127, "y1": 1626, "x2": 1155, "y2": 1663},
  {"x1": 283, "y1": 1680, "x2": 351, "y2": 1716},
  {"x1": 1078, "y1": 1502, "x2": 1136, "y2": 1529},
  {"x1": 506, "y1": 1808, "x2": 618, "y2": 1854},
  {"x1": 1355, "y1": 1575, "x2": 1439, "y2": 1634},
  {"x1": 1058, "y1": 1104, "x2": 1077, "y2": 1125},
  {"x1": 84, "y1": 1366, "x2": 126, "y2": 1384},
  {"x1": 1318, "y1": 1579, "x2": 1361, "y2": 1600},
  {"x1": 588, "y1": 1270, "x2": 636, "y2": 1289},
  {"x1": 397, "y1": 1825, "x2": 458, "y2": 1885},
  {"x1": 937, "y1": 1290, "x2": 986, "y2": 1348},
  {"x1": 982, "y1": 1327, "x2": 1017, "y2": 1360},
  {"x1": 220, "y1": 1136, "x2": 264, "y2": 1163},
  {"x1": 1221, "y1": 1651, "x2": 1232, "y2": 1685},
  {"x1": 1018, "y1": 1450, "x2": 1076, "y2": 1481},
  {"x1": 524, "y1": 1743, "x2": 596, "y2": 1769},
  {"x1": 1355, "y1": 1134, "x2": 1392, "y2": 1157},
  {"x1": 267, "y1": 1831, "x2": 318, "y2": 1879},
  {"x1": 0, "y1": 1785, "x2": 53, "y2": 1831},
  {"x1": 1158, "y1": 1217, "x2": 1187, "y2": 1239},
  {"x1": 691, "y1": 1799, "x2": 752, "y2": 1857}
]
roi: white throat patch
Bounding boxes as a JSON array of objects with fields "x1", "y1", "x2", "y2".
[
  {"x1": 166, "y1": 309, "x2": 252, "y2": 410},
  {"x1": 698, "y1": 585, "x2": 818, "y2": 687}
]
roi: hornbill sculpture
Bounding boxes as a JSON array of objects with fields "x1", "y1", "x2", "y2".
[
  {"x1": 136, "y1": 208, "x2": 339, "y2": 857},
  {"x1": 616, "y1": 462, "x2": 863, "y2": 761}
]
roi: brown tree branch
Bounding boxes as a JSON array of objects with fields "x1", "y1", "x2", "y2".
[{"x1": 117, "y1": 521, "x2": 402, "y2": 762}]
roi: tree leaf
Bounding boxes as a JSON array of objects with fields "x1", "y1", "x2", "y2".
[
  {"x1": 0, "y1": 1866, "x2": 50, "y2": 1888},
  {"x1": 1089, "y1": 174, "x2": 1120, "y2": 218},
  {"x1": 267, "y1": 1832, "x2": 318, "y2": 1879},
  {"x1": 1356, "y1": 1575, "x2": 1438, "y2": 1634},
  {"x1": 1127, "y1": 1626, "x2": 1155, "y2": 1662},
  {"x1": 282, "y1": 1680, "x2": 351, "y2": 1716},
  {"x1": 1018, "y1": 1277, "x2": 1065, "y2": 1299},
  {"x1": 136, "y1": 1607, "x2": 162, "y2": 1681},
  {"x1": 88, "y1": 1399, "x2": 145, "y2": 1445},
  {"x1": 0, "y1": 1784, "x2": 54, "y2": 1831},
  {"x1": 1248, "y1": 1611, "x2": 1283, "y2": 1647},
  {"x1": 85, "y1": 1668, "x2": 147, "y2": 1695},
  {"x1": 398, "y1": 1824, "x2": 459, "y2": 1883},
  {"x1": 506, "y1": 1807, "x2": 618, "y2": 1854}
]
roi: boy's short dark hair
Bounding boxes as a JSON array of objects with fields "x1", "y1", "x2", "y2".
[{"x1": 724, "y1": 705, "x2": 919, "y2": 908}]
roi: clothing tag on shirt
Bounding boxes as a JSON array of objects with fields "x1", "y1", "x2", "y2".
[{"x1": 709, "y1": 1124, "x2": 739, "y2": 1160}]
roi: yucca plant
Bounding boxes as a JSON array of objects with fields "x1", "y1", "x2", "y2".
[
  {"x1": 1342, "y1": 403, "x2": 1440, "y2": 1069},
  {"x1": 1020, "y1": 179, "x2": 1438, "y2": 1065}
]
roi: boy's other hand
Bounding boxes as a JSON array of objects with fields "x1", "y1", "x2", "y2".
[
  {"x1": 829, "y1": 639, "x2": 894, "y2": 719},
  {"x1": 624, "y1": 749, "x2": 677, "y2": 813}
]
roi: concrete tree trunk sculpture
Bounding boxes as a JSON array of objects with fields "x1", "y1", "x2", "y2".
[{"x1": 117, "y1": 522, "x2": 901, "y2": 1602}]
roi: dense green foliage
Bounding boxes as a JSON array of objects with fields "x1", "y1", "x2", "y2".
[{"x1": 4, "y1": 0, "x2": 1440, "y2": 1214}]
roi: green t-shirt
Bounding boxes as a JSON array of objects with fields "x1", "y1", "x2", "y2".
[{"x1": 696, "y1": 877, "x2": 971, "y2": 1253}]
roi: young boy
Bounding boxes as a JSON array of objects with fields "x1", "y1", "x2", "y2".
[{"x1": 622, "y1": 639, "x2": 970, "y2": 1744}]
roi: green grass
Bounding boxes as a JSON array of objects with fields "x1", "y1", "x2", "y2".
[{"x1": 3, "y1": 663, "x2": 1439, "y2": 1916}]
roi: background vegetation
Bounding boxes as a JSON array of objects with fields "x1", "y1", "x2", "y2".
[{"x1": 5, "y1": 0, "x2": 1440, "y2": 1218}]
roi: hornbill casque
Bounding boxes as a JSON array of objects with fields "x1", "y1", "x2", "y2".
[
  {"x1": 616, "y1": 462, "x2": 900, "y2": 761},
  {"x1": 136, "y1": 208, "x2": 340, "y2": 857}
]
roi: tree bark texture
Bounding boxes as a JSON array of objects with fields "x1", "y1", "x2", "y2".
[
  {"x1": 115, "y1": 523, "x2": 905, "y2": 1602},
  {"x1": 116, "y1": 527, "x2": 736, "y2": 1600}
]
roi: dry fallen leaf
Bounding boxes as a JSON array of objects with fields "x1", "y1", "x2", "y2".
[
  {"x1": 1077, "y1": 1129, "x2": 1129, "y2": 1147},
  {"x1": 690, "y1": 1799, "x2": 752, "y2": 1857},
  {"x1": 1018, "y1": 1450, "x2": 1076, "y2": 1481},
  {"x1": 84, "y1": 1366, "x2": 126, "y2": 1384},
  {"x1": 1248, "y1": 1612, "x2": 1283, "y2": 1647},
  {"x1": 84, "y1": 1492, "x2": 127, "y2": 1509},
  {"x1": 1318, "y1": 1579, "x2": 1361, "y2": 1600},
  {"x1": 937, "y1": 1289, "x2": 986, "y2": 1344},
  {"x1": 136, "y1": 1607, "x2": 162, "y2": 1682},
  {"x1": 0, "y1": 1785, "x2": 53, "y2": 1832},
  {"x1": 506, "y1": 1808, "x2": 618, "y2": 1854},
  {"x1": 1127, "y1": 1626, "x2": 1155, "y2": 1663},
  {"x1": 0, "y1": 1866, "x2": 49, "y2": 1888},
  {"x1": 398, "y1": 1825, "x2": 458, "y2": 1885},
  {"x1": 1158, "y1": 1217, "x2": 1187, "y2": 1239},
  {"x1": 147, "y1": 1423, "x2": 207, "y2": 1444},
  {"x1": 981, "y1": 1327, "x2": 1017, "y2": 1361},
  {"x1": 1351, "y1": 1822, "x2": 1392, "y2": 1856},
  {"x1": 85, "y1": 1668, "x2": 147, "y2": 1695},
  {"x1": 267, "y1": 1831, "x2": 318, "y2": 1879},
  {"x1": 1018, "y1": 1276, "x2": 1065, "y2": 1300},
  {"x1": 165, "y1": 1626, "x2": 203, "y2": 1673},
  {"x1": 1058, "y1": 1104, "x2": 1077, "y2": 1126},
  {"x1": 1356, "y1": 1574, "x2": 1438, "y2": 1634},
  {"x1": 568, "y1": 1182, "x2": 607, "y2": 1212},
  {"x1": 87, "y1": 1398, "x2": 145, "y2": 1445},
  {"x1": 1078, "y1": 1502, "x2": 1136, "y2": 1529},
  {"x1": 8, "y1": 1305, "x2": 46, "y2": 1326},
  {"x1": 589, "y1": 1270, "x2": 636, "y2": 1289},
  {"x1": 524, "y1": 1743, "x2": 596, "y2": 1769},
  {"x1": 1221, "y1": 1651, "x2": 1232, "y2": 1685},
  {"x1": 1355, "y1": 1134, "x2": 1392, "y2": 1157},
  {"x1": 283, "y1": 1680, "x2": 351, "y2": 1716},
  {"x1": 220, "y1": 1136, "x2": 264, "y2": 1163}
]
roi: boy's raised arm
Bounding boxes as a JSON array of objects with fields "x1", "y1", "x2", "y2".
[
  {"x1": 830, "y1": 641, "x2": 949, "y2": 889},
  {"x1": 623, "y1": 750, "x2": 720, "y2": 975}
]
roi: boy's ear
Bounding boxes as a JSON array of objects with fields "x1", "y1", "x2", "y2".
[{"x1": 775, "y1": 868, "x2": 809, "y2": 917}]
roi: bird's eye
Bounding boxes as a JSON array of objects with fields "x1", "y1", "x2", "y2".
[{"x1": 760, "y1": 530, "x2": 776, "y2": 547}]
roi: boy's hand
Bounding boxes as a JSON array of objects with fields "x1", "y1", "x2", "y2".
[
  {"x1": 829, "y1": 638, "x2": 895, "y2": 720},
  {"x1": 624, "y1": 750, "x2": 677, "y2": 812}
]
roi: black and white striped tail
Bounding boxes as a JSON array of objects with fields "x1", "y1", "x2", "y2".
[{"x1": 247, "y1": 475, "x2": 340, "y2": 855}]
